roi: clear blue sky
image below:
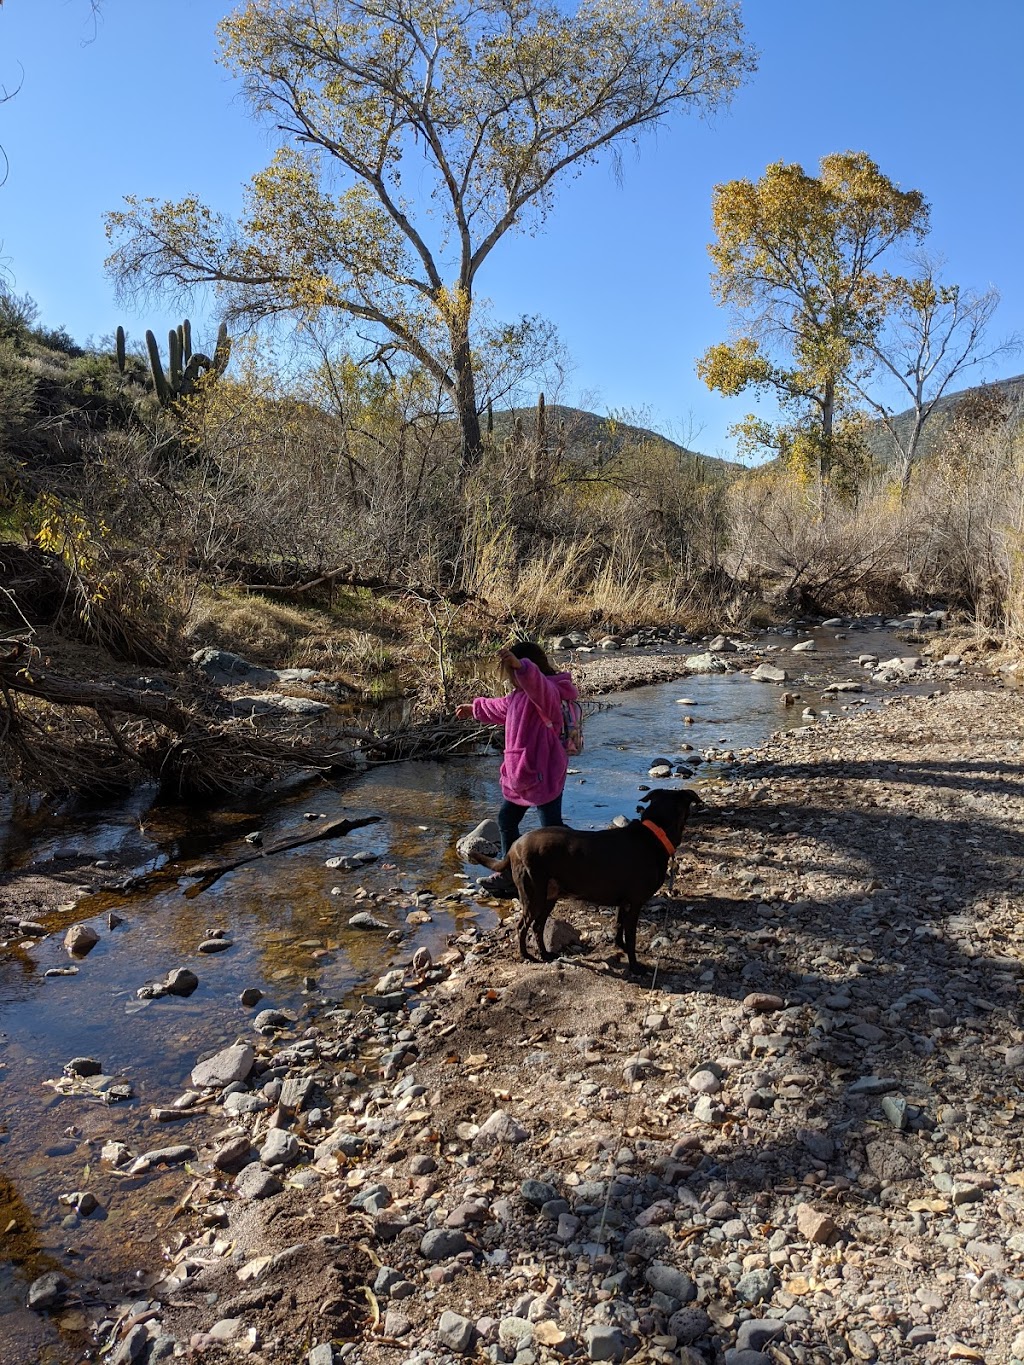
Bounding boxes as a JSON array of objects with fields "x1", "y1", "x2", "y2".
[{"x1": 1, "y1": 0, "x2": 1022, "y2": 459}]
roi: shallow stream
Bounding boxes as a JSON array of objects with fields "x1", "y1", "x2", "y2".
[{"x1": 0, "y1": 621, "x2": 928, "y2": 1331}]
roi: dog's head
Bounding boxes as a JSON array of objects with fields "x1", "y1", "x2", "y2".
[{"x1": 637, "y1": 787, "x2": 703, "y2": 843}]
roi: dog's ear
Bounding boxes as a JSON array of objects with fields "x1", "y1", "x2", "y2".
[{"x1": 637, "y1": 790, "x2": 656, "y2": 807}]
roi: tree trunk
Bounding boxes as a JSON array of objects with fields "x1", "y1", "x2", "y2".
[{"x1": 451, "y1": 325, "x2": 482, "y2": 467}]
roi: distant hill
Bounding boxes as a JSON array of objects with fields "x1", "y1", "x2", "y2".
[
  {"x1": 490, "y1": 403, "x2": 738, "y2": 476},
  {"x1": 864, "y1": 372, "x2": 1024, "y2": 466}
]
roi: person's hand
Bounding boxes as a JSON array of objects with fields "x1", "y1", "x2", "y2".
[
  {"x1": 455, "y1": 703, "x2": 474, "y2": 721},
  {"x1": 497, "y1": 647, "x2": 520, "y2": 670}
]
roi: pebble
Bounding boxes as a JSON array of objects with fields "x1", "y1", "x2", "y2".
[
  {"x1": 260, "y1": 1130, "x2": 300, "y2": 1168},
  {"x1": 736, "y1": 1320, "x2": 784, "y2": 1352},
  {"x1": 235, "y1": 1165, "x2": 283, "y2": 1200},
  {"x1": 437, "y1": 1310, "x2": 476, "y2": 1353},
  {"x1": 585, "y1": 1324, "x2": 632, "y2": 1362},
  {"x1": 735, "y1": 1269, "x2": 775, "y2": 1304},
  {"x1": 420, "y1": 1228, "x2": 469, "y2": 1260},
  {"x1": 645, "y1": 1262, "x2": 696, "y2": 1302}
]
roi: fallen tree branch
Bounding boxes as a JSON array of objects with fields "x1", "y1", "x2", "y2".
[{"x1": 182, "y1": 814, "x2": 382, "y2": 896}]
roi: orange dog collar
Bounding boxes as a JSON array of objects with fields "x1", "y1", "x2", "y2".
[{"x1": 641, "y1": 819, "x2": 677, "y2": 856}]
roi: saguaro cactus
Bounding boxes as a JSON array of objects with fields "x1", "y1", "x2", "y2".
[{"x1": 145, "y1": 320, "x2": 232, "y2": 407}]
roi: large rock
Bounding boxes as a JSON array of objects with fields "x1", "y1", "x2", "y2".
[
  {"x1": 685, "y1": 652, "x2": 727, "y2": 674},
  {"x1": 190, "y1": 1042, "x2": 255, "y2": 1089},
  {"x1": 230, "y1": 693, "x2": 330, "y2": 718},
  {"x1": 750, "y1": 663, "x2": 788, "y2": 683},
  {"x1": 165, "y1": 968, "x2": 199, "y2": 997},
  {"x1": 456, "y1": 819, "x2": 501, "y2": 863},
  {"x1": 27, "y1": 1272, "x2": 66, "y2": 1311},
  {"x1": 64, "y1": 924, "x2": 100, "y2": 957}
]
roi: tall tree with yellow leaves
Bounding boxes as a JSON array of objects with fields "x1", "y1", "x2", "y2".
[
  {"x1": 697, "y1": 151, "x2": 928, "y2": 493},
  {"x1": 106, "y1": 0, "x2": 755, "y2": 467}
]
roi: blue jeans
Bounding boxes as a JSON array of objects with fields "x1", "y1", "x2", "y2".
[{"x1": 498, "y1": 794, "x2": 564, "y2": 857}]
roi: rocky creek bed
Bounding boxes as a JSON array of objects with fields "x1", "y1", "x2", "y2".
[{"x1": 4, "y1": 639, "x2": 1024, "y2": 1365}]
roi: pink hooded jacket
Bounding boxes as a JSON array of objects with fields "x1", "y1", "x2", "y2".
[{"x1": 471, "y1": 658, "x2": 579, "y2": 806}]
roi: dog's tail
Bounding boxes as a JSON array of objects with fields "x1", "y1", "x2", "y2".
[{"x1": 473, "y1": 850, "x2": 510, "y2": 873}]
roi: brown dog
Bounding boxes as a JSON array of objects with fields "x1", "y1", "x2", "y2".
[{"x1": 474, "y1": 788, "x2": 702, "y2": 972}]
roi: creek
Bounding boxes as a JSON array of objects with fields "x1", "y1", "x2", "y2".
[{"x1": 0, "y1": 621, "x2": 929, "y2": 1332}]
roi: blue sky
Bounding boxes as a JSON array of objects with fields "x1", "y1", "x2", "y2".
[{"x1": 1, "y1": 0, "x2": 1022, "y2": 458}]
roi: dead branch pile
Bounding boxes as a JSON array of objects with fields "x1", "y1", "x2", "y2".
[
  {"x1": 0, "y1": 641, "x2": 478, "y2": 803},
  {"x1": 0, "y1": 543, "x2": 174, "y2": 666}
]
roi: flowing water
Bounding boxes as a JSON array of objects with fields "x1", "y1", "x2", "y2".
[{"x1": 0, "y1": 622, "x2": 926, "y2": 1336}]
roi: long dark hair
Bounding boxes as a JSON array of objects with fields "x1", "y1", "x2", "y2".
[{"x1": 510, "y1": 639, "x2": 557, "y2": 676}]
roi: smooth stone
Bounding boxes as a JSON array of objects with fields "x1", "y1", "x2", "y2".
[
  {"x1": 198, "y1": 938, "x2": 233, "y2": 953},
  {"x1": 420, "y1": 1228, "x2": 469, "y2": 1260},
  {"x1": 190, "y1": 1043, "x2": 255, "y2": 1089},
  {"x1": 260, "y1": 1130, "x2": 300, "y2": 1168}
]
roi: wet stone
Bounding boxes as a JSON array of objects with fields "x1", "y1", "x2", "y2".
[
  {"x1": 165, "y1": 968, "x2": 199, "y2": 997},
  {"x1": 198, "y1": 937, "x2": 233, "y2": 953},
  {"x1": 64, "y1": 923, "x2": 100, "y2": 957},
  {"x1": 27, "y1": 1272, "x2": 66, "y2": 1311},
  {"x1": 65, "y1": 1056, "x2": 102, "y2": 1077}
]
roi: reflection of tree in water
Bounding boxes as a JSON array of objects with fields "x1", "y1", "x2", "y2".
[{"x1": 0, "y1": 947, "x2": 40, "y2": 1009}]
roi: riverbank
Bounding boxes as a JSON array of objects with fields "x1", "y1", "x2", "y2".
[{"x1": 6, "y1": 659, "x2": 1024, "y2": 1365}]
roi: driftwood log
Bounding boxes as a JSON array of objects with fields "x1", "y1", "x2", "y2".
[{"x1": 182, "y1": 814, "x2": 382, "y2": 897}]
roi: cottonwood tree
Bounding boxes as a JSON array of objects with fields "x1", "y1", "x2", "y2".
[
  {"x1": 105, "y1": 0, "x2": 755, "y2": 465},
  {"x1": 848, "y1": 257, "x2": 1016, "y2": 498},
  {"x1": 697, "y1": 151, "x2": 928, "y2": 492}
]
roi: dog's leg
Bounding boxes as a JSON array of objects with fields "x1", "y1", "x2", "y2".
[
  {"x1": 535, "y1": 898, "x2": 559, "y2": 962},
  {"x1": 614, "y1": 906, "x2": 628, "y2": 952},
  {"x1": 516, "y1": 875, "x2": 548, "y2": 963},
  {"x1": 622, "y1": 902, "x2": 648, "y2": 975}
]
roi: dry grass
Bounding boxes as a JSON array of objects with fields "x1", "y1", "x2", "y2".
[
  {"x1": 185, "y1": 589, "x2": 334, "y2": 666},
  {"x1": 466, "y1": 534, "x2": 718, "y2": 633}
]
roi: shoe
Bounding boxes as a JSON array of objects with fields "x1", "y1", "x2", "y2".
[{"x1": 478, "y1": 873, "x2": 517, "y2": 899}]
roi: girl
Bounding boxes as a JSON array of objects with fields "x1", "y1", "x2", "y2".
[{"x1": 455, "y1": 641, "x2": 579, "y2": 897}]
